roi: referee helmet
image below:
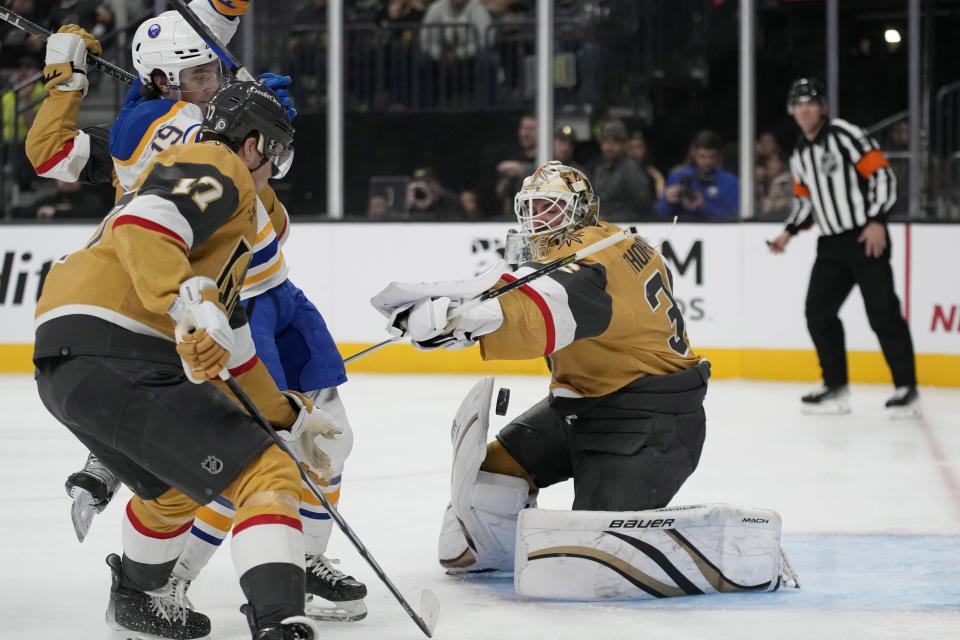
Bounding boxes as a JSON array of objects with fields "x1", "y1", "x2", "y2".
[{"x1": 787, "y1": 78, "x2": 827, "y2": 114}]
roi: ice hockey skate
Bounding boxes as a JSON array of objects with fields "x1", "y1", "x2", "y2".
[
  {"x1": 303, "y1": 554, "x2": 367, "y2": 621},
  {"x1": 243, "y1": 604, "x2": 320, "y2": 639},
  {"x1": 800, "y1": 385, "x2": 851, "y2": 415},
  {"x1": 105, "y1": 554, "x2": 210, "y2": 640},
  {"x1": 885, "y1": 386, "x2": 922, "y2": 418},
  {"x1": 66, "y1": 452, "x2": 122, "y2": 542}
]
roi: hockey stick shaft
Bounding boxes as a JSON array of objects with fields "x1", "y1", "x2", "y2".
[
  {"x1": 219, "y1": 374, "x2": 438, "y2": 637},
  {"x1": 343, "y1": 224, "x2": 642, "y2": 363},
  {"x1": 0, "y1": 7, "x2": 135, "y2": 84},
  {"x1": 168, "y1": 0, "x2": 255, "y2": 81}
]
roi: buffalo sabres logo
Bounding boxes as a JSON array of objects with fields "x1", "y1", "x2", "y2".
[
  {"x1": 820, "y1": 151, "x2": 840, "y2": 175},
  {"x1": 201, "y1": 455, "x2": 223, "y2": 475},
  {"x1": 147, "y1": 23, "x2": 161, "y2": 39}
]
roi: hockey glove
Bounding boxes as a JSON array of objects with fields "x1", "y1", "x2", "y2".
[
  {"x1": 170, "y1": 276, "x2": 233, "y2": 383},
  {"x1": 406, "y1": 296, "x2": 504, "y2": 351},
  {"x1": 257, "y1": 73, "x2": 298, "y2": 121},
  {"x1": 280, "y1": 391, "x2": 343, "y2": 481},
  {"x1": 43, "y1": 25, "x2": 102, "y2": 97}
]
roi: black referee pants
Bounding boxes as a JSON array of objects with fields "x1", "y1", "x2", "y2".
[{"x1": 804, "y1": 229, "x2": 917, "y2": 389}]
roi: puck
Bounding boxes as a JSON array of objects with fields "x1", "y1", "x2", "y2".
[{"x1": 495, "y1": 387, "x2": 510, "y2": 416}]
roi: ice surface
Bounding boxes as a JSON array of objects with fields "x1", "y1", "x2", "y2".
[{"x1": 2, "y1": 374, "x2": 958, "y2": 639}]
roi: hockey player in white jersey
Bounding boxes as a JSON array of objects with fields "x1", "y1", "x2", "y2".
[{"x1": 27, "y1": 1, "x2": 366, "y2": 626}]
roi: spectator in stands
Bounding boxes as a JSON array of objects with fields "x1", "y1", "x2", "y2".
[
  {"x1": 31, "y1": 178, "x2": 113, "y2": 220},
  {"x1": 657, "y1": 130, "x2": 740, "y2": 219},
  {"x1": 627, "y1": 130, "x2": 665, "y2": 199},
  {"x1": 46, "y1": 1, "x2": 113, "y2": 40},
  {"x1": 2, "y1": 56, "x2": 45, "y2": 191},
  {"x1": 1, "y1": 0, "x2": 46, "y2": 71},
  {"x1": 421, "y1": 0, "x2": 493, "y2": 63},
  {"x1": 755, "y1": 131, "x2": 781, "y2": 166},
  {"x1": 419, "y1": 0, "x2": 494, "y2": 106},
  {"x1": 459, "y1": 188, "x2": 485, "y2": 220},
  {"x1": 376, "y1": 0, "x2": 425, "y2": 108},
  {"x1": 553, "y1": 125, "x2": 585, "y2": 173},
  {"x1": 407, "y1": 166, "x2": 464, "y2": 217},
  {"x1": 758, "y1": 154, "x2": 793, "y2": 220},
  {"x1": 589, "y1": 119, "x2": 654, "y2": 220},
  {"x1": 494, "y1": 113, "x2": 537, "y2": 216},
  {"x1": 367, "y1": 194, "x2": 389, "y2": 219}
]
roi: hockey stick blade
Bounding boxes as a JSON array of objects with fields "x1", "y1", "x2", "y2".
[
  {"x1": 70, "y1": 488, "x2": 97, "y2": 543},
  {"x1": 0, "y1": 7, "x2": 134, "y2": 84},
  {"x1": 168, "y1": 0, "x2": 255, "y2": 81},
  {"x1": 419, "y1": 589, "x2": 440, "y2": 637},
  {"x1": 219, "y1": 373, "x2": 439, "y2": 637}
]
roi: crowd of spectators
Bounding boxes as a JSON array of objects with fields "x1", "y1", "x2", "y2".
[{"x1": 0, "y1": 0, "x2": 123, "y2": 220}]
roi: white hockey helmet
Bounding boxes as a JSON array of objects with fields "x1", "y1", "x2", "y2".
[
  {"x1": 513, "y1": 161, "x2": 599, "y2": 251},
  {"x1": 132, "y1": 11, "x2": 218, "y2": 90}
]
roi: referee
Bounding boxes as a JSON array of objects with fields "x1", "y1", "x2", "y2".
[{"x1": 767, "y1": 78, "x2": 920, "y2": 417}]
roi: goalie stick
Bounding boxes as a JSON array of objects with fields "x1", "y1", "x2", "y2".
[
  {"x1": 218, "y1": 373, "x2": 440, "y2": 638},
  {"x1": 168, "y1": 0, "x2": 255, "y2": 81},
  {"x1": 0, "y1": 7, "x2": 135, "y2": 84},
  {"x1": 345, "y1": 224, "x2": 643, "y2": 363}
]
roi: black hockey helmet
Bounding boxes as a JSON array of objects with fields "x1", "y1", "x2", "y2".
[
  {"x1": 201, "y1": 80, "x2": 295, "y2": 178},
  {"x1": 787, "y1": 78, "x2": 826, "y2": 114}
]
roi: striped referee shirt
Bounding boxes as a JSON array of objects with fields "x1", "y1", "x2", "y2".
[{"x1": 785, "y1": 118, "x2": 896, "y2": 236}]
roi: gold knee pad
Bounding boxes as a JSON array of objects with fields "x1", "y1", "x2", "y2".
[
  {"x1": 480, "y1": 440, "x2": 537, "y2": 494},
  {"x1": 131, "y1": 487, "x2": 200, "y2": 532},
  {"x1": 223, "y1": 444, "x2": 302, "y2": 520}
]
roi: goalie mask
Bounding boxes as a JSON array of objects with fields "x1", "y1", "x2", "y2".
[
  {"x1": 513, "y1": 161, "x2": 599, "y2": 259},
  {"x1": 201, "y1": 81, "x2": 295, "y2": 179}
]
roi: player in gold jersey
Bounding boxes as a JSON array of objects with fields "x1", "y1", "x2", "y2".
[
  {"x1": 33, "y1": 81, "x2": 331, "y2": 640},
  {"x1": 379, "y1": 161, "x2": 710, "y2": 575}
]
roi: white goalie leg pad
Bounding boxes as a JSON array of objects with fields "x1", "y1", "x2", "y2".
[
  {"x1": 515, "y1": 504, "x2": 786, "y2": 601},
  {"x1": 438, "y1": 376, "x2": 532, "y2": 573}
]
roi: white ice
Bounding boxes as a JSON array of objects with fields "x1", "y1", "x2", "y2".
[{"x1": 2, "y1": 373, "x2": 958, "y2": 639}]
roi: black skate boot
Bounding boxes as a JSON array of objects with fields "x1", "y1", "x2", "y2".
[
  {"x1": 304, "y1": 554, "x2": 367, "y2": 621},
  {"x1": 242, "y1": 604, "x2": 320, "y2": 640},
  {"x1": 800, "y1": 385, "x2": 850, "y2": 415},
  {"x1": 65, "y1": 453, "x2": 122, "y2": 508},
  {"x1": 66, "y1": 453, "x2": 123, "y2": 541},
  {"x1": 105, "y1": 554, "x2": 210, "y2": 640},
  {"x1": 885, "y1": 386, "x2": 921, "y2": 418}
]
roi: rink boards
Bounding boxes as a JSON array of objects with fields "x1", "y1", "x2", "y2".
[{"x1": 1, "y1": 220, "x2": 957, "y2": 386}]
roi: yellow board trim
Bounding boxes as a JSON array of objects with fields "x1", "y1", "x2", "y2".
[{"x1": 7, "y1": 343, "x2": 958, "y2": 387}]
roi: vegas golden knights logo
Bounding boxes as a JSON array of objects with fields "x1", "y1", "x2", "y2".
[{"x1": 217, "y1": 239, "x2": 252, "y2": 317}]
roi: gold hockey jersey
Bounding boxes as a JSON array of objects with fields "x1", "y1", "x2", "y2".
[
  {"x1": 34, "y1": 141, "x2": 297, "y2": 426},
  {"x1": 480, "y1": 222, "x2": 701, "y2": 397}
]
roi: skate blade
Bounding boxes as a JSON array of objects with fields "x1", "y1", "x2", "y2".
[
  {"x1": 305, "y1": 595, "x2": 367, "y2": 622},
  {"x1": 107, "y1": 621, "x2": 210, "y2": 640},
  {"x1": 888, "y1": 405, "x2": 922, "y2": 419},
  {"x1": 71, "y1": 488, "x2": 97, "y2": 543},
  {"x1": 800, "y1": 403, "x2": 851, "y2": 416}
]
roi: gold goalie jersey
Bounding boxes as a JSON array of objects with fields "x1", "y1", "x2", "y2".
[
  {"x1": 480, "y1": 221, "x2": 702, "y2": 397},
  {"x1": 34, "y1": 140, "x2": 298, "y2": 425}
]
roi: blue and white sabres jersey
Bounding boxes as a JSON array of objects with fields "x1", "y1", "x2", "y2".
[{"x1": 109, "y1": 87, "x2": 288, "y2": 298}]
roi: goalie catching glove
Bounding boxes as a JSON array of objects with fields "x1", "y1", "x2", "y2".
[
  {"x1": 399, "y1": 296, "x2": 504, "y2": 351},
  {"x1": 170, "y1": 276, "x2": 233, "y2": 383},
  {"x1": 278, "y1": 391, "x2": 343, "y2": 481},
  {"x1": 43, "y1": 25, "x2": 102, "y2": 97}
]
